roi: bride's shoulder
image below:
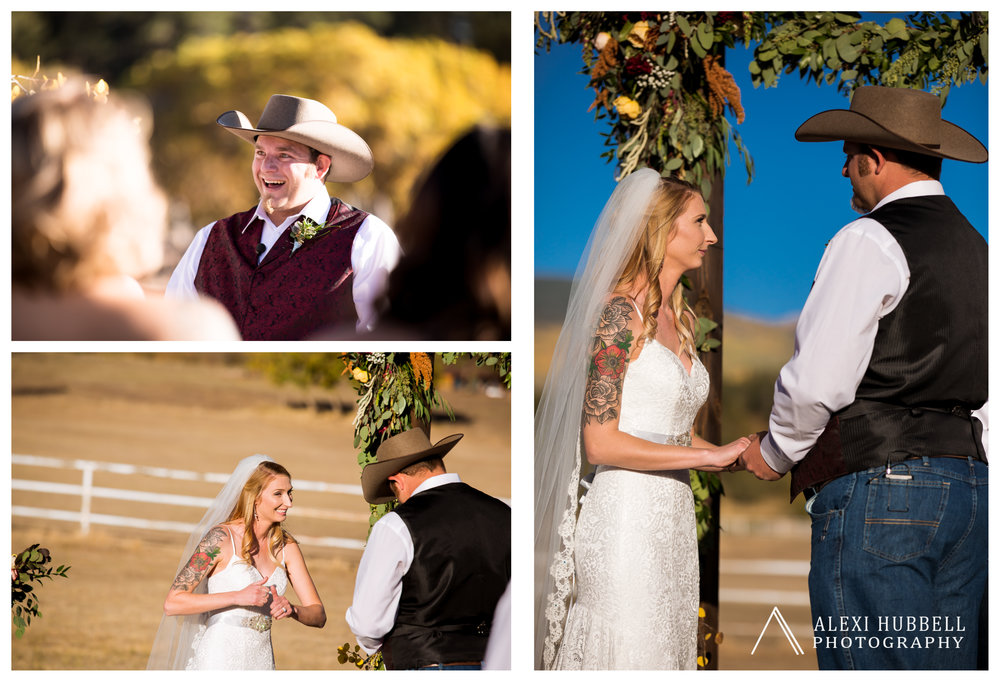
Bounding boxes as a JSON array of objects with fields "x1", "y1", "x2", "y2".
[{"x1": 593, "y1": 293, "x2": 643, "y2": 345}]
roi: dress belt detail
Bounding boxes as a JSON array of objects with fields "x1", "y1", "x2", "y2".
[{"x1": 215, "y1": 612, "x2": 272, "y2": 632}]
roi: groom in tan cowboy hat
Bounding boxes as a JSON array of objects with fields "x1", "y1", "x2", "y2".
[
  {"x1": 346, "y1": 428, "x2": 511, "y2": 669},
  {"x1": 740, "y1": 86, "x2": 988, "y2": 669},
  {"x1": 166, "y1": 94, "x2": 400, "y2": 339}
]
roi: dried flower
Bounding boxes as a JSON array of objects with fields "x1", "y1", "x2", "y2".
[
  {"x1": 613, "y1": 95, "x2": 642, "y2": 119},
  {"x1": 704, "y1": 55, "x2": 745, "y2": 123},
  {"x1": 624, "y1": 55, "x2": 653, "y2": 78},
  {"x1": 410, "y1": 352, "x2": 433, "y2": 389},
  {"x1": 627, "y1": 21, "x2": 650, "y2": 47},
  {"x1": 594, "y1": 32, "x2": 611, "y2": 51}
]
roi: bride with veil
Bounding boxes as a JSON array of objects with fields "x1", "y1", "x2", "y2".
[
  {"x1": 148, "y1": 455, "x2": 325, "y2": 669},
  {"x1": 535, "y1": 169, "x2": 752, "y2": 669}
]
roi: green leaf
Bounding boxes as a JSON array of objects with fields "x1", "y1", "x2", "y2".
[
  {"x1": 886, "y1": 17, "x2": 909, "y2": 40},
  {"x1": 747, "y1": 60, "x2": 761, "y2": 75},
  {"x1": 836, "y1": 32, "x2": 860, "y2": 62},
  {"x1": 690, "y1": 134, "x2": 704, "y2": 158},
  {"x1": 691, "y1": 38, "x2": 707, "y2": 59},
  {"x1": 664, "y1": 157, "x2": 683, "y2": 171},
  {"x1": 676, "y1": 14, "x2": 692, "y2": 36},
  {"x1": 697, "y1": 22, "x2": 715, "y2": 51}
]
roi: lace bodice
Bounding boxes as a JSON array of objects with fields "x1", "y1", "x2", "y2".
[
  {"x1": 185, "y1": 530, "x2": 288, "y2": 670},
  {"x1": 619, "y1": 339, "x2": 709, "y2": 444}
]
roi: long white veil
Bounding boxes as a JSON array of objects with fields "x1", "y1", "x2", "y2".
[
  {"x1": 534, "y1": 168, "x2": 663, "y2": 668},
  {"x1": 147, "y1": 454, "x2": 274, "y2": 669}
]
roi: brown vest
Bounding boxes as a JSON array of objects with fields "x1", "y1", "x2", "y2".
[{"x1": 193, "y1": 201, "x2": 368, "y2": 340}]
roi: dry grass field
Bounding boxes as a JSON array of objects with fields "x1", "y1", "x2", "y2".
[{"x1": 11, "y1": 353, "x2": 510, "y2": 670}]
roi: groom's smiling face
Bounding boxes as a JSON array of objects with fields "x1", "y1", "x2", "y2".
[{"x1": 252, "y1": 135, "x2": 330, "y2": 222}]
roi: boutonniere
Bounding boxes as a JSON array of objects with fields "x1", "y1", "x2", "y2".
[{"x1": 289, "y1": 216, "x2": 332, "y2": 255}]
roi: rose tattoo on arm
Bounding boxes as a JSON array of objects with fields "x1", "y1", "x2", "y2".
[
  {"x1": 171, "y1": 525, "x2": 226, "y2": 592},
  {"x1": 583, "y1": 296, "x2": 634, "y2": 425}
]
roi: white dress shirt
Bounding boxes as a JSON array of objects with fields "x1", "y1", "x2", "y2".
[
  {"x1": 761, "y1": 180, "x2": 988, "y2": 473},
  {"x1": 165, "y1": 187, "x2": 400, "y2": 333},
  {"x1": 345, "y1": 473, "x2": 462, "y2": 655}
]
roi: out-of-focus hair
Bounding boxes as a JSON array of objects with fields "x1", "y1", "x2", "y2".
[
  {"x1": 384, "y1": 125, "x2": 511, "y2": 340},
  {"x1": 12, "y1": 79, "x2": 166, "y2": 292}
]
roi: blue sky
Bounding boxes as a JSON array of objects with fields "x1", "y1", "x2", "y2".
[{"x1": 534, "y1": 16, "x2": 988, "y2": 320}]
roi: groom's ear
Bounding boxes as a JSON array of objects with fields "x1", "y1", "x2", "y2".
[{"x1": 314, "y1": 153, "x2": 332, "y2": 182}]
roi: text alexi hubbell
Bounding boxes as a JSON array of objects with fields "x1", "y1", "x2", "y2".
[{"x1": 813, "y1": 616, "x2": 966, "y2": 650}]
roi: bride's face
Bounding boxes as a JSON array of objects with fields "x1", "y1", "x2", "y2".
[
  {"x1": 664, "y1": 194, "x2": 716, "y2": 273},
  {"x1": 256, "y1": 474, "x2": 293, "y2": 525}
]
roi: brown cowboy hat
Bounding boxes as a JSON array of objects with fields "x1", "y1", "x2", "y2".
[
  {"x1": 361, "y1": 429, "x2": 464, "y2": 504},
  {"x1": 795, "y1": 85, "x2": 987, "y2": 163},
  {"x1": 217, "y1": 94, "x2": 375, "y2": 182}
]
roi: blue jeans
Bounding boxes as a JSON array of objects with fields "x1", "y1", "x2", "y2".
[{"x1": 806, "y1": 456, "x2": 987, "y2": 669}]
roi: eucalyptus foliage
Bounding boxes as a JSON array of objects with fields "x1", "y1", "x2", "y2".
[
  {"x1": 536, "y1": 11, "x2": 987, "y2": 190},
  {"x1": 749, "y1": 12, "x2": 987, "y2": 101},
  {"x1": 11, "y1": 544, "x2": 71, "y2": 639}
]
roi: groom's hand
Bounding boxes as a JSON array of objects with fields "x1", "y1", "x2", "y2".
[{"x1": 741, "y1": 432, "x2": 783, "y2": 481}]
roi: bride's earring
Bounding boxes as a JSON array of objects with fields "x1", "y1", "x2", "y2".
[{"x1": 254, "y1": 506, "x2": 258, "y2": 521}]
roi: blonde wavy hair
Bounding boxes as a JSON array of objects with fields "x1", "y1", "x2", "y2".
[
  {"x1": 12, "y1": 79, "x2": 166, "y2": 292},
  {"x1": 226, "y1": 461, "x2": 296, "y2": 565},
  {"x1": 614, "y1": 176, "x2": 701, "y2": 355}
]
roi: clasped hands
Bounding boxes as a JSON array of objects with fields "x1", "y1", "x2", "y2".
[
  {"x1": 241, "y1": 577, "x2": 294, "y2": 620},
  {"x1": 734, "y1": 431, "x2": 782, "y2": 481}
]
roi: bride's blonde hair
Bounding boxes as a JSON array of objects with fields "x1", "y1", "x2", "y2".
[
  {"x1": 226, "y1": 461, "x2": 295, "y2": 565},
  {"x1": 614, "y1": 176, "x2": 700, "y2": 355}
]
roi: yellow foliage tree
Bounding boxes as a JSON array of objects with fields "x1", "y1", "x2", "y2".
[{"x1": 126, "y1": 21, "x2": 511, "y2": 228}]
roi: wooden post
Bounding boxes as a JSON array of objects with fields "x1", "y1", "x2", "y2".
[{"x1": 690, "y1": 167, "x2": 725, "y2": 669}]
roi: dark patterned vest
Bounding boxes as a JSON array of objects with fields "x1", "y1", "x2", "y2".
[
  {"x1": 193, "y1": 200, "x2": 368, "y2": 340},
  {"x1": 381, "y1": 482, "x2": 511, "y2": 670},
  {"x1": 789, "y1": 194, "x2": 988, "y2": 500}
]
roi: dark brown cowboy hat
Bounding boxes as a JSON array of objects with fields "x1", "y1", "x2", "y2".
[
  {"x1": 217, "y1": 94, "x2": 374, "y2": 182},
  {"x1": 795, "y1": 86, "x2": 987, "y2": 163},
  {"x1": 361, "y1": 429, "x2": 464, "y2": 504}
]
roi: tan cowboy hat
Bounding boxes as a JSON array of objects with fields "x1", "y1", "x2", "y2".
[
  {"x1": 361, "y1": 429, "x2": 464, "y2": 504},
  {"x1": 217, "y1": 94, "x2": 375, "y2": 182},
  {"x1": 795, "y1": 85, "x2": 987, "y2": 163}
]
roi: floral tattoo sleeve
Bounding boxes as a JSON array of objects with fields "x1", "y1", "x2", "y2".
[
  {"x1": 170, "y1": 525, "x2": 226, "y2": 592},
  {"x1": 583, "y1": 296, "x2": 634, "y2": 425}
]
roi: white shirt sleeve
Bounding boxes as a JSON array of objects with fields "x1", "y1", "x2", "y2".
[
  {"x1": 164, "y1": 222, "x2": 215, "y2": 299},
  {"x1": 351, "y1": 215, "x2": 401, "y2": 333},
  {"x1": 973, "y1": 401, "x2": 989, "y2": 458},
  {"x1": 761, "y1": 219, "x2": 909, "y2": 473},
  {"x1": 344, "y1": 512, "x2": 413, "y2": 655}
]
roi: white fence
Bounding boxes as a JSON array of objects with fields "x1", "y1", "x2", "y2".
[{"x1": 11, "y1": 454, "x2": 367, "y2": 550}]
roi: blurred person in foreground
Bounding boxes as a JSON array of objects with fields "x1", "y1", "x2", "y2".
[
  {"x1": 373, "y1": 125, "x2": 511, "y2": 340},
  {"x1": 12, "y1": 79, "x2": 238, "y2": 340},
  {"x1": 166, "y1": 94, "x2": 400, "y2": 340},
  {"x1": 740, "y1": 86, "x2": 988, "y2": 670},
  {"x1": 346, "y1": 429, "x2": 511, "y2": 669},
  {"x1": 150, "y1": 456, "x2": 325, "y2": 669}
]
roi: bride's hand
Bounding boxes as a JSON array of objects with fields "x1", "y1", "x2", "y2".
[
  {"x1": 701, "y1": 434, "x2": 754, "y2": 471},
  {"x1": 234, "y1": 577, "x2": 270, "y2": 607},
  {"x1": 269, "y1": 585, "x2": 294, "y2": 620}
]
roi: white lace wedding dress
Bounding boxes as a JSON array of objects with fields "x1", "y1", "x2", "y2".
[
  {"x1": 186, "y1": 530, "x2": 289, "y2": 670},
  {"x1": 554, "y1": 339, "x2": 709, "y2": 670}
]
